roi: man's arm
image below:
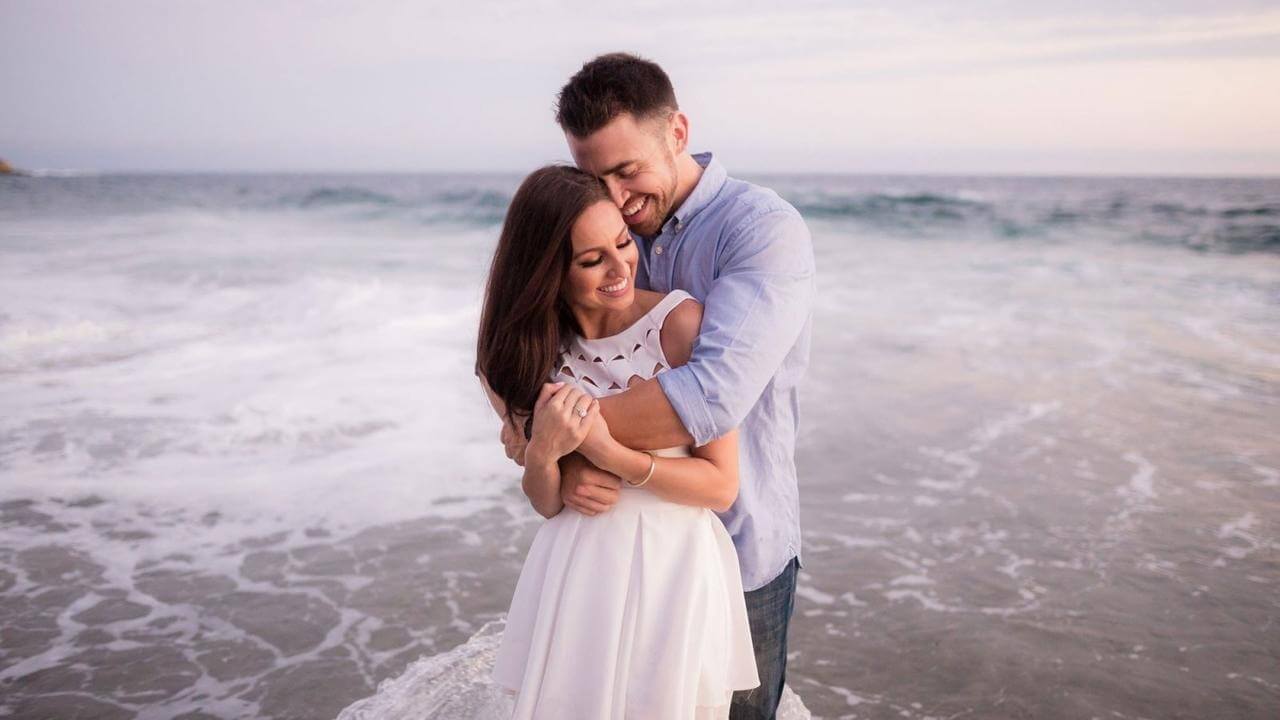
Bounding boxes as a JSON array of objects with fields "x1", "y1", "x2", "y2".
[
  {"x1": 596, "y1": 377, "x2": 691, "y2": 449},
  {"x1": 591, "y1": 293, "x2": 704, "y2": 449},
  {"x1": 603, "y1": 207, "x2": 814, "y2": 449}
]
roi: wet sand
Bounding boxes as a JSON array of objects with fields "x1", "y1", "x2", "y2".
[{"x1": 1, "y1": 494, "x2": 538, "y2": 719}]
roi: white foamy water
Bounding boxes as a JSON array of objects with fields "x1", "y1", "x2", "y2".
[
  {"x1": 2, "y1": 196, "x2": 531, "y2": 717},
  {"x1": 2, "y1": 173, "x2": 1278, "y2": 719},
  {"x1": 334, "y1": 618, "x2": 813, "y2": 720},
  {"x1": 3, "y1": 209, "x2": 512, "y2": 528}
]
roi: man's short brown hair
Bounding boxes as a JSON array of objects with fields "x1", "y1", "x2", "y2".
[{"x1": 555, "y1": 52, "x2": 678, "y2": 138}]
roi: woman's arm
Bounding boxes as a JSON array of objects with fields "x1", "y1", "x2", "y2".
[
  {"x1": 478, "y1": 372, "x2": 530, "y2": 466},
  {"x1": 582, "y1": 428, "x2": 739, "y2": 512},
  {"x1": 478, "y1": 374, "x2": 596, "y2": 519},
  {"x1": 520, "y1": 444, "x2": 564, "y2": 519}
]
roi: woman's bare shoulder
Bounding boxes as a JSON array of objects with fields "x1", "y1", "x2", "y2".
[
  {"x1": 632, "y1": 288, "x2": 665, "y2": 313},
  {"x1": 659, "y1": 294, "x2": 703, "y2": 368}
]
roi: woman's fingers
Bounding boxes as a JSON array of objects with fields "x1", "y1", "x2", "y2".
[
  {"x1": 536, "y1": 382, "x2": 565, "y2": 409},
  {"x1": 569, "y1": 400, "x2": 597, "y2": 447},
  {"x1": 548, "y1": 382, "x2": 578, "y2": 409},
  {"x1": 558, "y1": 387, "x2": 588, "y2": 416},
  {"x1": 571, "y1": 391, "x2": 593, "y2": 418},
  {"x1": 535, "y1": 384, "x2": 598, "y2": 455}
]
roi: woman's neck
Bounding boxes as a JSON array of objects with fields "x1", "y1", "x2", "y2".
[
  {"x1": 572, "y1": 289, "x2": 669, "y2": 340},
  {"x1": 571, "y1": 300, "x2": 646, "y2": 341}
]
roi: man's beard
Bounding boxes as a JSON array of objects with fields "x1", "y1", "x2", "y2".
[{"x1": 635, "y1": 153, "x2": 679, "y2": 238}]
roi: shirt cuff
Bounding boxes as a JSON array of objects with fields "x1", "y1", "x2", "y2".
[{"x1": 656, "y1": 365, "x2": 719, "y2": 447}]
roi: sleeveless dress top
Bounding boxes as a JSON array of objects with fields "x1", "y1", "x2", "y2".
[{"x1": 490, "y1": 289, "x2": 760, "y2": 719}]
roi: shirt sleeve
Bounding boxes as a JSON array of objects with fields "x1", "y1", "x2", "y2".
[{"x1": 657, "y1": 205, "x2": 815, "y2": 446}]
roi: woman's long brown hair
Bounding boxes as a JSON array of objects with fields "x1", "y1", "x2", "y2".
[{"x1": 476, "y1": 165, "x2": 609, "y2": 426}]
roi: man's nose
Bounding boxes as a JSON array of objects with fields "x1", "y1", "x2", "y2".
[{"x1": 604, "y1": 177, "x2": 628, "y2": 208}]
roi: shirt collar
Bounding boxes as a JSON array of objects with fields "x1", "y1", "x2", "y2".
[{"x1": 669, "y1": 151, "x2": 725, "y2": 231}]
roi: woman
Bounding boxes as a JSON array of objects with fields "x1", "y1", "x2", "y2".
[{"x1": 475, "y1": 165, "x2": 759, "y2": 719}]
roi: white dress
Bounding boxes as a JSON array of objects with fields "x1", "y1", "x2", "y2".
[{"x1": 491, "y1": 290, "x2": 760, "y2": 720}]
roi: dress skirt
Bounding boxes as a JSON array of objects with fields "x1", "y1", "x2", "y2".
[{"x1": 491, "y1": 481, "x2": 760, "y2": 720}]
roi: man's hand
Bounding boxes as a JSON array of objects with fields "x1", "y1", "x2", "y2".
[
  {"x1": 560, "y1": 452, "x2": 622, "y2": 516},
  {"x1": 500, "y1": 414, "x2": 528, "y2": 467},
  {"x1": 480, "y1": 372, "x2": 531, "y2": 468}
]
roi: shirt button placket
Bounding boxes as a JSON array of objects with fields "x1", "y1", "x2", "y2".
[{"x1": 652, "y1": 224, "x2": 675, "y2": 288}]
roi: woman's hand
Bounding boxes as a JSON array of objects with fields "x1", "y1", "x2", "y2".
[
  {"x1": 527, "y1": 382, "x2": 598, "y2": 463},
  {"x1": 574, "y1": 405, "x2": 618, "y2": 469}
]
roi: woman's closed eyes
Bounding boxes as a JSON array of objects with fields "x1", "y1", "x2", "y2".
[{"x1": 579, "y1": 237, "x2": 633, "y2": 267}]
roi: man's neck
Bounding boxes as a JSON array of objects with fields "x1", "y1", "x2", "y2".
[{"x1": 665, "y1": 152, "x2": 705, "y2": 225}]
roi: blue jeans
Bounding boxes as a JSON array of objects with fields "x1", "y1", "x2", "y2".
[{"x1": 730, "y1": 556, "x2": 799, "y2": 720}]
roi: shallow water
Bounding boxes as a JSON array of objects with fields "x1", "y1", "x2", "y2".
[{"x1": 1, "y1": 173, "x2": 1277, "y2": 718}]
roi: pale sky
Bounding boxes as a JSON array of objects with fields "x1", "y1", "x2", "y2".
[{"x1": 3, "y1": 0, "x2": 1279, "y2": 175}]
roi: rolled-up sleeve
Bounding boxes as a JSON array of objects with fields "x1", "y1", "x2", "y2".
[{"x1": 657, "y1": 206, "x2": 815, "y2": 446}]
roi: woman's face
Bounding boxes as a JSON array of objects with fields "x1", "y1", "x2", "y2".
[{"x1": 562, "y1": 200, "x2": 638, "y2": 315}]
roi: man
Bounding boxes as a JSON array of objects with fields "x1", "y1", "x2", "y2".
[{"x1": 500, "y1": 52, "x2": 814, "y2": 719}]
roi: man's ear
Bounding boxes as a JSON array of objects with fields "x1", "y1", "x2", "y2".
[{"x1": 669, "y1": 111, "x2": 690, "y2": 155}]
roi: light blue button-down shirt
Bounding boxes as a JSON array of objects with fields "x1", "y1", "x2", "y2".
[{"x1": 636, "y1": 152, "x2": 815, "y2": 591}]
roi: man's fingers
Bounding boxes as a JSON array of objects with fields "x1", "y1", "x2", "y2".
[
  {"x1": 560, "y1": 491, "x2": 590, "y2": 513},
  {"x1": 588, "y1": 472, "x2": 624, "y2": 490},
  {"x1": 592, "y1": 485, "x2": 621, "y2": 504},
  {"x1": 573, "y1": 483, "x2": 619, "y2": 507},
  {"x1": 566, "y1": 496, "x2": 609, "y2": 515},
  {"x1": 500, "y1": 421, "x2": 522, "y2": 456}
]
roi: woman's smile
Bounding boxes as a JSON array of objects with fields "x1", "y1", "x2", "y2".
[{"x1": 599, "y1": 276, "x2": 630, "y2": 297}]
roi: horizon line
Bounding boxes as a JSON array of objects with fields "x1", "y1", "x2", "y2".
[{"x1": 7, "y1": 167, "x2": 1280, "y2": 181}]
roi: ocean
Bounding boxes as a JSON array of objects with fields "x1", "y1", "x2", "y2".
[{"x1": 1, "y1": 171, "x2": 1277, "y2": 719}]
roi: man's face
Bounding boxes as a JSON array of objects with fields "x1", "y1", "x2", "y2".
[{"x1": 566, "y1": 112, "x2": 679, "y2": 238}]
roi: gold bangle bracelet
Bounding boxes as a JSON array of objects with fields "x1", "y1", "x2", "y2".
[{"x1": 627, "y1": 451, "x2": 656, "y2": 487}]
